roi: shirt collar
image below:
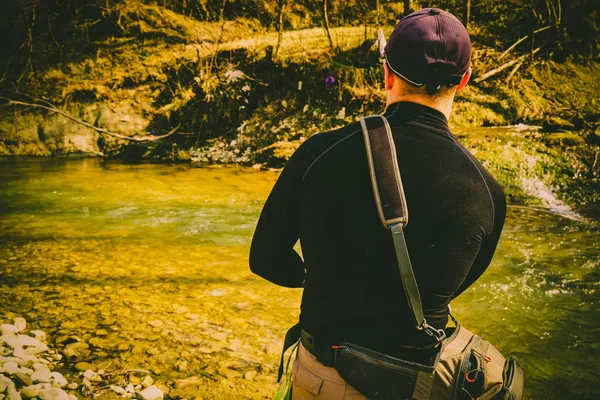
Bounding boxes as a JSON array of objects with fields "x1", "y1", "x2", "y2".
[{"x1": 383, "y1": 101, "x2": 449, "y2": 132}]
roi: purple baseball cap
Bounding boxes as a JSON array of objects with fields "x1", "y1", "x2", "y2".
[{"x1": 383, "y1": 8, "x2": 471, "y2": 87}]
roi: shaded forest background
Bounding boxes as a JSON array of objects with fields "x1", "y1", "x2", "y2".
[
  {"x1": 1, "y1": 0, "x2": 598, "y2": 83},
  {"x1": 0, "y1": 0, "x2": 598, "y2": 165}
]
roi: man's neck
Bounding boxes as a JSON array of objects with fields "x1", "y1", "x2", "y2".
[{"x1": 386, "y1": 93, "x2": 454, "y2": 120}]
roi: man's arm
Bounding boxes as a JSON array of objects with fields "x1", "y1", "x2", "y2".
[
  {"x1": 453, "y1": 182, "x2": 507, "y2": 298},
  {"x1": 249, "y1": 144, "x2": 309, "y2": 288}
]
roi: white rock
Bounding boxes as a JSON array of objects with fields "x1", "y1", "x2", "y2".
[
  {"x1": 137, "y1": 386, "x2": 163, "y2": 400},
  {"x1": 110, "y1": 386, "x2": 126, "y2": 395},
  {"x1": 3, "y1": 336, "x2": 48, "y2": 355},
  {"x1": 0, "y1": 358, "x2": 24, "y2": 367},
  {"x1": 50, "y1": 372, "x2": 68, "y2": 388},
  {"x1": 29, "y1": 331, "x2": 46, "y2": 342},
  {"x1": 2, "y1": 362, "x2": 19, "y2": 375},
  {"x1": 50, "y1": 354, "x2": 62, "y2": 361},
  {"x1": 0, "y1": 374, "x2": 15, "y2": 389},
  {"x1": 38, "y1": 358, "x2": 49, "y2": 365},
  {"x1": 30, "y1": 366, "x2": 52, "y2": 383},
  {"x1": 125, "y1": 384, "x2": 134, "y2": 393},
  {"x1": 66, "y1": 383, "x2": 77, "y2": 390},
  {"x1": 38, "y1": 388, "x2": 69, "y2": 400},
  {"x1": 11, "y1": 348, "x2": 26, "y2": 361},
  {"x1": 12, "y1": 320, "x2": 26, "y2": 333},
  {"x1": 5, "y1": 387, "x2": 20, "y2": 400},
  {"x1": 32, "y1": 364, "x2": 46, "y2": 371},
  {"x1": 140, "y1": 376, "x2": 153, "y2": 388},
  {"x1": 20, "y1": 367, "x2": 33, "y2": 375},
  {"x1": 0, "y1": 326, "x2": 18, "y2": 337},
  {"x1": 82, "y1": 370, "x2": 94, "y2": 380}
]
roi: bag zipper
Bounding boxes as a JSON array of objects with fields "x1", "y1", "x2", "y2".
[
  {"x1": 339, "y1": 346, "x2": 417, "y2": 376},
  {"x1": 453, "y1": 335, "x2": 481, "y2": 400}
]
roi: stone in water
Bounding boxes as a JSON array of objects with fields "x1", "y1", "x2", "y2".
[
  {"x1": 38, "y1": 388, "x2": 69, "y2": 400},
  {"x1": 137, "y1": 386, "x2": 163, "y2": 400},
  {"x1": 12, "y1": 320, "x2": 26, "y2": 333}
]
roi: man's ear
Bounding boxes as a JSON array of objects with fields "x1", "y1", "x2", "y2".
[
  {"x1": 456, "y1": 67, "x2": 471, "y2": 92},
  {"x1": 384, "y1": 62, "x2": 395, "y2": 91}
]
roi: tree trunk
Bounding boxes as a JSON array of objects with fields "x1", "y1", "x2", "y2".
[
  {"x1": 321, "y1": 0, "x2": 334, "y2": 50},
  {"x1": 403, "y1": 0, "x2": 411, "y2": 17},
  {"x1": 211, "y1": 0, "x2": 227, "y2": 71},
  {"x1": 463, "y1": 0, "x2": 471, "y2": 29},
  {"x1": 275, "y1": 0, "x2": 287, "y2": 56}
]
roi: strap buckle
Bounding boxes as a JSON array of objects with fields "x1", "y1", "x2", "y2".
[{"x1": 418, "y1": 319, "x2": 446, "y2": 343}]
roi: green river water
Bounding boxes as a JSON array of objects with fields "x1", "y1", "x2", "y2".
[{"x1": 0, "y1": 156, "x2": 598, "y2": 399}]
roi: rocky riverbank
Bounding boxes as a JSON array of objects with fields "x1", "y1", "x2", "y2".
[{"x1": 0, "y1": 318, "x2": 170, "y2": 400}]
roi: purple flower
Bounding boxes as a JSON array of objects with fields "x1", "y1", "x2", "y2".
[{"x1": 325, "y1": 76, "x2": 336, "y2": 90}]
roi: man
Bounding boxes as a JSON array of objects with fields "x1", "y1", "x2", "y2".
[{"x1": 250, "y1": 8, "x2": 506, "y2": 399}]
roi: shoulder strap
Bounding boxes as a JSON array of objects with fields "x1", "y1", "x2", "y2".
[{"x1": 360, "y1": 115, "x2": 444, "y2": 342}]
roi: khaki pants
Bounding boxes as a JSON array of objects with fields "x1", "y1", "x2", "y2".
[{"x1": 291, "y1": 343, "x2": 368, "y2": 399}]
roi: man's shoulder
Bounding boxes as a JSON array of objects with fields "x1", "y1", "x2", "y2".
[{"x1": 298, "y1": 121, "x2": 363, "y2": 152}]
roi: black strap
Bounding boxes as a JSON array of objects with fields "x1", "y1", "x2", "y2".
[
  {"x1": 390, "y1": 222, "x2": 425, "y2": 328},
  {"x1": 277, "y1": 323, "x2": 301, "y2": 382},
  {"x1": 360, "y1": 115, "x2": 444, "y2": 341}
]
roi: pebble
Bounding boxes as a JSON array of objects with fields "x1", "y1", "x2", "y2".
[
  {"x1": 137, "y1": 386, "x2": 164, "y2": 400},
  {"x1": 2, "y1": 362, "x2": 19, "y2": 375},
  {"x1": 0, "y1": 378, "x2": 6, "y2": 392},
  {"x1": 0, "y1": 326, "x2": 18, "y2": 337},
  {"x1": 174, "y1": 377, "x2": 202, "y2": 389},
  {"x1": 12, "y1": 320, "x2": 26, "y2": 333},
  {"x1": 141, "y1": 376, "x2": 153, "y2": 388},
  {"x1": 6, "y1": 387, "x2": 20, "y2": 400},
  {"x1": 82, "y1": 370, "x2": 94, "y2": 380},
  {"x1": 125, "y1": 384, "x2": 135, "y2": 393},
  {"x1": 109, "y1": 385, "x2": 126, "y2": 395},
  {"x1": 243, "y1": 370, "x2": 257, "y2": 381},
  {"x1": 30, "y1": 366, "x2": 52, "y2": 383},
  {"x1": 14, "y1": 373, "x2": 32, "y2": 386},
  {"x1": 66, "y1": 383, "x2": 77, "y2": 390},
  {"x1": 68, "y1": 396, "x2": 76, "y2": 400},
  {"x1": 38, "y1": 388, "x2": 69, "y2": 400},
  {"x1": 20, "y1": 387, "x2": 39, "y2": 399},
  {"x1": 0, "y1": 375, "x2": 14, "y2": 389},
  {"x1": 29, "y1": 331, "x2": 46, "y2": 342},
  {"x1": 74, "y1": 362, "x2": 93, "y2": 372},
  {"x1": 62, "y1": 343, "x2": 89, "y2": 360},
  {"x1": 50, "y1": 354, "x2": 62, "y2": 362},
  {"x1": 49, "y1": 372, "x2": 68, "y2": 388}
]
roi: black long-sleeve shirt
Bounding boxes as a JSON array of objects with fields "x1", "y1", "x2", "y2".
[{"x1": 250, "y1": 101, "x2": 506, "y2": 356}]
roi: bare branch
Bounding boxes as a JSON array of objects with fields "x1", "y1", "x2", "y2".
[
  {"x1": 500, "y1": 24, "x2": 556, "y2": 59},
  {"x1": 2, "y1": 98, "x2": 180, "y2": 142},
  {"x1": 474, "y1": 47, "x2": 542, "y2": 83}
]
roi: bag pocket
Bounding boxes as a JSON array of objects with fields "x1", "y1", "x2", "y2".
[
  {"x1": 292, "y1": 359, "x2": 324, "y2": 396},
  {"x1": 334, "y1": 342, "x2": 430, "y2": 400},
  {"x1": 495, "y1": 357, "x2": 526, "y2": 400}
]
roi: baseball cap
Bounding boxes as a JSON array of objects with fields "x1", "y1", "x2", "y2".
[{"x1": 381, "y1": 8, "x2": 471, "y2": 88}]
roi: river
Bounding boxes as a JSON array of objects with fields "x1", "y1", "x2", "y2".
[{"x1": 0, "y1": 157, "x2": 598, "y2": 399}]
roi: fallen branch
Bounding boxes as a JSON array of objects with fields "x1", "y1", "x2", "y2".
[
  {"x1": 505, "y1": 61, "x2": 523, "y2": 82},
  {"x1": 2, "y1": 98, "x2": 180, "y2": 142},
  {"x1": 499, "y1": 24, "x2": 556, "y2": 60},
  {"x1": 474, "y1": 47, "x2": 541, "y2": 84}
]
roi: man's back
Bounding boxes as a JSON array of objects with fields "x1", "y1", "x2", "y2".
[{"x1": 250, "y1": 101, "x2": 506, "y2": 357}]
